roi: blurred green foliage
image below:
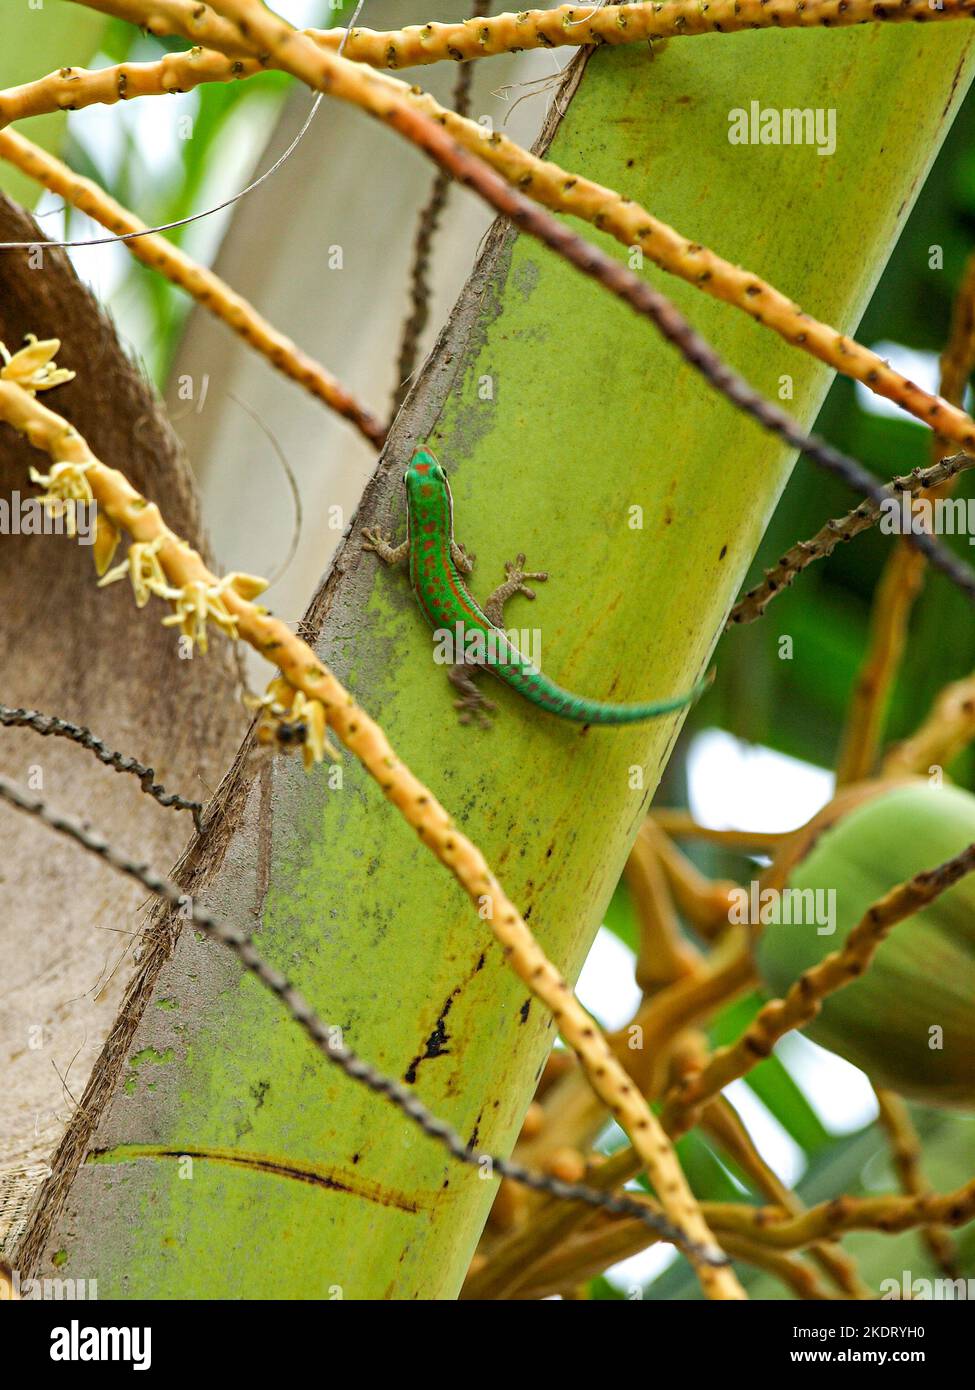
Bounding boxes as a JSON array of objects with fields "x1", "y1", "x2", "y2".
[
  {"x1": 0, "y1": 3, "x2": 105, "y2": 206},
  {"x1": 714, "y1": 86, "x2": 975, "y2": 778}
]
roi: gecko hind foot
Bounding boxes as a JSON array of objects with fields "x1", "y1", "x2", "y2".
[
  {"x1": 448, "y1": 665, "x2": 496, "y2": 729},
  {"x1": 455, "y1": 697, "x2": 496, "y2": 729}
]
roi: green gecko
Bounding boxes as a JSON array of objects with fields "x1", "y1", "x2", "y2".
[{"x1": 362, "y1": 447, "x2": 711, "y2": 726}]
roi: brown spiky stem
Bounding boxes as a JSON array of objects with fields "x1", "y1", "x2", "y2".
[
  {"x1": 728, "y1": 453, "x2": 975, "y2": 628},
  {"x1": 0, "y1": 773, "x2": 726, "y2": 1263},
  {"x1": 837, "y1": 251, "x2": 975, "y2": 784},
  {"x1": 0, "y1": 703, "x2": 203, "y2": 828},
  {"x1": 389, "y1": 0, "x2": 491, "y2": 420}
]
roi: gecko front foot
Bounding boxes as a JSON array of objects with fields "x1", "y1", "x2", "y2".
[
  {"x1": 362, "y1": 526, "x2": 408, "y2": 566},
  {"x1": 448, "y1": 664, "x2": 496, "y2": 729},
  {"x1": 451, "y1": 540, "x2": 476, "y2": 575}
]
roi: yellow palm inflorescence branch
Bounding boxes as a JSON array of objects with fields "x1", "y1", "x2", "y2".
[
  {"x1": 517, "y1": 1174, "x2": 975, "y2": 1288},
  {"x1": 68, "y1": 0, "x2": 975, "y2": 70},
  {"x1": 0, "y1": 129, "x2": 385, "y2": 448},
  {"x1": 875, "y1": 1087, "x2": 959, "y2": 1279},
  {"x1": 315, "y1": 0, "x2": 975, "y2": 66},
  {"x1": 705, "y1": 1179, "x2": 975, "y2": 1249},
  {"x1": 883, "y1": 670, "x2": 975, "y2": 776},
  {"x1": 9, "y1": 23, "x2": 975, "y2": 448}
]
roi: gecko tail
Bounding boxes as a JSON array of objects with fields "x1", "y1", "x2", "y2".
[
  {"x1": 511, "y1": 665, "x2": 715, "y2": 725},
  {"x1": 579, "y1": 666, "x2": 714, "y2": 725}
]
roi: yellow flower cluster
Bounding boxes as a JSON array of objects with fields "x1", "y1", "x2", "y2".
[
  {"x1": 247, "y1": 677, "x2": 337, "y2": 767},
  {"x1": 0, "y1": 335, "x2": 75, "y2": 394},
  {"x1": 6, "y1": 332, "x2": 332, "y2": 769},
  {"x1": 27, "y1": 459, "x2": 92, "y2": 538},
  {"x1": 99, "y1": 542, "x2": 269, "y2": 654}
]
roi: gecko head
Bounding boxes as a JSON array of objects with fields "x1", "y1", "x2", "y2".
[{"x1": 404, "y1": 447, "x2": 449, "y2": 499}]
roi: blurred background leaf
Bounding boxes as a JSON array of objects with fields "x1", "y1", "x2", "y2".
[
  {"x1": 708, "y1": 88, "x2": 975, "y2": 778},
  {"x1": 0, "y1": 3, "x2": 106, "y2": 206}
]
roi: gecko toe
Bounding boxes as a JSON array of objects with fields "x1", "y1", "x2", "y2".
[{"x1": 455, "y1": 696, "x2": 495, "y2": 729}]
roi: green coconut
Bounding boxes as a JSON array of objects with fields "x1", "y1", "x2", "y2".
[{"x1": 756, "y1": 781, "x2": 975, "y2": 1109}]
